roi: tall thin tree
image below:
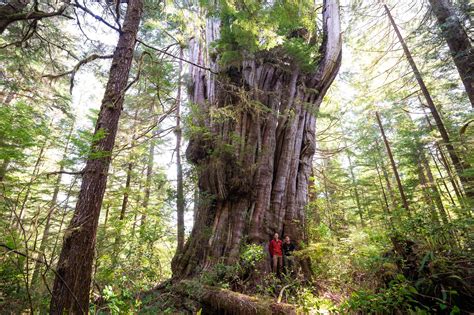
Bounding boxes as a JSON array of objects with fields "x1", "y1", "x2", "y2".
[
  {"x1": 49, "y1": 1, "x2": 144, "y2": 312},
  {"x1": 375, "y1": 111, "x2": 411, "y2": 215},
  {"x1": 384, "y1": 4, "x2": 474, "y2": 200}
]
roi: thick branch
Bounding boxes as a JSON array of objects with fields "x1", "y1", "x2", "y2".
[
  {"x1": 0, "y1": 2, "x2": 69, "y2": 34},
  {"x1": 310, "y1": 0, "x2": 342, "y2": 87}
]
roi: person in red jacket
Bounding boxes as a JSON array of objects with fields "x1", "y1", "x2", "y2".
[{"x1": 269, "y1": 232, "x2": 283, "y2": 275}]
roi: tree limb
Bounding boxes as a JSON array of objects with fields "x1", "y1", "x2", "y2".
[
  {"x1": 137, "y1": 39, "x2": 218, "y2": 74},
  {"x1": 0, "y1": 2, "x2": 70, "y2": 34},
  {"x1": 43, "y1": 53, "x2": 114, "y2": 93}
]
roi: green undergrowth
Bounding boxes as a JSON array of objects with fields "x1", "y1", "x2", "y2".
[
  {"x1": 304, "y1": 221, "x2": 474, "y2": 314},
  {"x1": 105, "y1": 219, "x2": 474, "y2": 314}
]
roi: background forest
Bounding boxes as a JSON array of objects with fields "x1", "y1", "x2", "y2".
[{"x1": 0, "y1": 0, "x2": 473, "y2": 314}]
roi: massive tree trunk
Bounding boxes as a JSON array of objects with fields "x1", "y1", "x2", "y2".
[
  {"x1": 49, "y1": 0, "x2": 143, "y2": 313},
  {"x1": 428, "y1": 0, "x2": 474, "y2": 108},
  {"x1": 172, "y1": 0, "x2": 342, "y2": 278}
]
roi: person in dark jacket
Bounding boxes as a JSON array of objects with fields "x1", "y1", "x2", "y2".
[
  {"x1": 282, "y1": 235, "x2": 296, "y2": 274},
  {"x1": 269, "y1": 232, "x2": 283, "y2": 275}
]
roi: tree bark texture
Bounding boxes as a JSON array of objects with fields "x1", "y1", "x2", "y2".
[
  {"x1": 49, "y1": 1, "x2": 143, "y2": 313},
  {"x1": 172, "y1": 0, "x2": 342, "y2": 278},
  {"x1": 428, "y1": 0, "x2": 474, "y2": 108}
]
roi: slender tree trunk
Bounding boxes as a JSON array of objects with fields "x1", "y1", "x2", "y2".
[
  {"x1": 385, "y1": 4, "x2": 473, "y2": 200},
  {"x1": 15, "y1": 137, "x2": 48, "y2": 225},
  {"x1": 112, "y1": 160, "x2": 134, "y2": 266},
  {"x1": 420, "y1": 153, "x2": 449, "y2": 224},
  {"x1": 50, "y1": 1, "x2": 143, "y2": 312},
  {"x1": 104, "y1": 203, "x2": 111, "y2": 227},
  {"x1": 103, "y1": 171, "x2": 116, "y2": 228},
  {"x1": 376, "y1": 142, "x2": 398, "y2": 210},
  {"x1": 375, "y1": 111, "x2": 410, "y2": 215},
  {"x1": 140, "y1": 139, "x2": 154, "y2": 227},
  {"x1": 429, "y1": 149, "x2": 454, "y2": 201},
  {"x1": 49, "y1": 177, "x2": 78, "y2": 267},
  {"x1": 346, "y1": 150, "x2": 364, "y2": 226},
  {"x1": 119, "y1": 109, "x2": 139, "y2": 222},
  {"x1": 172, "y1": 0, "x2": 341, "y2": 278},
  {"x1": 375, "y1": 162, "x2": 395, "y2": 230},
  {"x1": 119, "y1": 162, "x2": 133, "y2": 220},
  {"x1": 307, "y1": 168, "x2": 320, "y2": 231},
  {"x1": 422, "y1": 107, "x2": 465, "y2": 206},
  {"x1": 131, "y1": 169, "x2": 144, "y2": 237},
  {"x1": 428, "y1": 0, "x2": 474, "y2": 107},
  {"x1": 31, "y1": 124, "x2": 74, "y2": 287},
  {"x1": 417, "y1": 160, "x2": 441, "y2": 224},
  {"x1": 0, "y1": 158, "x2": 9, "y2": 183},
  {"x1": 176, "y1": 47, "x2": 185, "y2": 253}
]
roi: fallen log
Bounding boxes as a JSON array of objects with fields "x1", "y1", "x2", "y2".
[{"x1": 174, "y1": 280, "x2": 298, "y2": 315}]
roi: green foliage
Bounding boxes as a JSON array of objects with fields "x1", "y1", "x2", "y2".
[
  {"x1": 200, "y1": 262, "x2": 241, "y2": 288},
  {"x1": 282, "y1": 38, "x2": 319, "y2": 72},
  {"x1": 97, "y1": 284, "x2": 141, "y2": 314},
  {"x1": 205, "y1": 0, "x2": 321, "y2": 70},
  {"x1": 294, "y1": 288, "x2": 336, "y2": 314},
  {"x1": 240, "y1": 244, "x2": 265, "y2": 267},
  {"x1": 341, "y1": 275, "x2": 422, "y2": 314},
  {"x1": 0, "y1": 101, "x2": 47, "y2": 161}
]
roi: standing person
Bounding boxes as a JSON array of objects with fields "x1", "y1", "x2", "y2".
[
  {"x1": 283, "y1": 235, "x2": 296, "y2": 274},
  {"x1": 269, "y1": 232, "x2": 283, "y2": 275}
]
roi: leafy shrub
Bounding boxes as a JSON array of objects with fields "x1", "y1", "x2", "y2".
[
  {"x1": 240, "y1": 244, "x2": 265, "y2": 267},
  {"x1": 340, "y1": 275, "x2": 423, "y2": 314},
  {"x1": 200, "y1": 262, "x2": 241, "y2": 288}
]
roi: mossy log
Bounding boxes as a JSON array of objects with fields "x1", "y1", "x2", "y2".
[{"x1": 175, "y1": 280, "x2": 297, "y2": 315}]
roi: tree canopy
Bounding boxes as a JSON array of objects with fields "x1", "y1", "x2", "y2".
[{"x1": 0, "y1": 0, "x2": 473, "y2": 313}]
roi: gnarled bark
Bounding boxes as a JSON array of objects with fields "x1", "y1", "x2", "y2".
[{"x1": 172, "y1": 0, "x2": 342, "y2": 278}]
